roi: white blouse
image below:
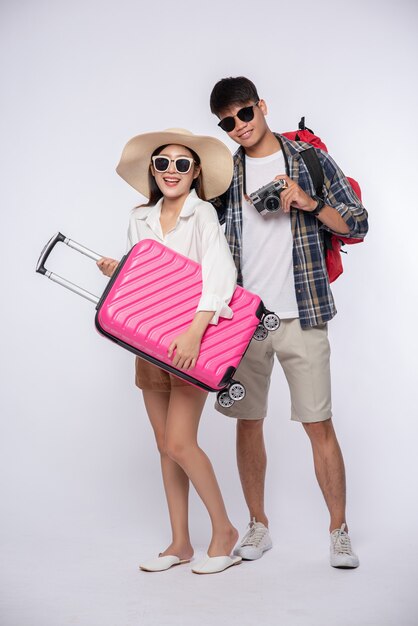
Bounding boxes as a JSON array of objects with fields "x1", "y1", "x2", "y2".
[{"x1": 126, "y1": 190, "x2": 237, "y2": 325}]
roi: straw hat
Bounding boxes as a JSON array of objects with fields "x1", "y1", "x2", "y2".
[{"x1": 116, "y1": 128, "x2": 233, "y2": 200}]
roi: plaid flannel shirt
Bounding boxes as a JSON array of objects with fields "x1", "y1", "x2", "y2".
[{"x1": 211, "y1": 134, "x2": 368, "y2": 328}]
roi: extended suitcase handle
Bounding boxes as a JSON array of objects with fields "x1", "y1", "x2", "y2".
[{"x1": 36, "y1": 232, "x2": 103, "y2": 304}]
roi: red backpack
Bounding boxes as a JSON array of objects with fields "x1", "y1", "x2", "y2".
[{"x1": 282, "y1": 118, "x2": 363, "y2": 283}]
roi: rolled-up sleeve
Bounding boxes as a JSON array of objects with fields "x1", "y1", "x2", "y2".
[
  {"x1": 321, "y1": 152, "x2": 369, "y2": 239},
  {"x1": 197, "y1": 213, "x2": 237, "y2": 325}
]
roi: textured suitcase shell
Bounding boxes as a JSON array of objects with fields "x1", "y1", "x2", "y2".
[{"x1": 95, "y1": 239, "x2": 264, "y2": 391}]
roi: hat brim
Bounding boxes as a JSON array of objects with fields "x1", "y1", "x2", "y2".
[{"x1": 116, "y1": 129, "x2": 233, "y2": 200}]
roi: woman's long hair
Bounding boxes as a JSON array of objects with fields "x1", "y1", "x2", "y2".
[{"x1": 138, "y1": 144, "x2": 206, "y2": 208}]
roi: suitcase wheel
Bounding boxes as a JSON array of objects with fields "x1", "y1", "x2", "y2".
[
  {"x1": 228, "y1": 382, "x2": 246, "y2": 402},
  {"x1": 263, "y1": 313, "x2": 281, "y2": 332},
  {"x1": 253, "y1": 324, "x2": 268, "y2": 341},
  {"x1": 217, "y1": 390, "x2": 235, "y2": 408}
]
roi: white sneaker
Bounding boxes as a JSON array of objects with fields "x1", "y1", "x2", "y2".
[
  {"x1": 233, "y1": 518, "x2": 272, "y2": 560},
  {"x1": 330, "y1": 523, "x2": 359, "y2": 568}
]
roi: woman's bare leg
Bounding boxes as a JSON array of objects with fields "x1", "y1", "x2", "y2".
[
  {"x1": 142, "y1": 390, "x2": 193, "y2": 560},
  {"x1": 164, "y1": 385, "x2": 238, "y2": 557}
]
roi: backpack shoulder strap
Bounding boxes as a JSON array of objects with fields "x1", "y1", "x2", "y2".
[
  {"x1": 299, "y1": 147, "x2": 333, "y2": 250},
  {"x1": 299, "y1": 147, "x2": 324, "y2": 197}
]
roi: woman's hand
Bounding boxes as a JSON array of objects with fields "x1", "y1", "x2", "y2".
[
  {"x1": 168, "y1": 329, "x2": 202, "y2": 370},
  {"x1": 96, "y1": 257, "x2": 119, "y2": 277}
]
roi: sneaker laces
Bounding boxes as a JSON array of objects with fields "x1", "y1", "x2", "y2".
[
  {"x1": 331, "y1": 523, "x2": 353, "y2": 555},
  {"x1": 241, "y1": 518, "x2": 268, "y2": 547}
]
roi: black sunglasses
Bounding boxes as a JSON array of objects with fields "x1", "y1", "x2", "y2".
[{"x1": 218, "y1": 101, "x2": 260, "y2": 133}]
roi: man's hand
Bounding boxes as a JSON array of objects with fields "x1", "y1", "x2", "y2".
[
  {"x1": 275, "y1": 174, "x2": 350, "y2": 234},
  {"x1": 97, "y1": 257, "x2": 119, "y2": 277},
  {"x1": 168, "y1": 329, "x2": 202, "y2": 370},
  {"x1": 275, "y1": 174, "x2": 316, "y2": 214}
]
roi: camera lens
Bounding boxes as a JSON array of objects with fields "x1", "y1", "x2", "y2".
[{"x1": 263, "y1": 194, "x2": 280, "y2": 212}]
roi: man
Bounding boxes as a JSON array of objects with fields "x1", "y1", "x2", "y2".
[{"x1": 209, "y1": 76, "x2": 368, "y2": 568}]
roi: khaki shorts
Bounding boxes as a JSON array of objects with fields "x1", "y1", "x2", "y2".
[
  {"x1": 215, "y1": 318, "x2": 332, "y2": 423},
  {"x1": 135, "y1": 357, "x2": 190, "y2": 392}
]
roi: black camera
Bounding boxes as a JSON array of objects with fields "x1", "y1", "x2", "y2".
[{"x1": 249, "y1": 179, "x2": 287, "y2": 216}]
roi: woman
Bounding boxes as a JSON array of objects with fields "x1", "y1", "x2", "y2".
[{"x1": 97, "y1": 128, "x2": 241, "y2": 574}]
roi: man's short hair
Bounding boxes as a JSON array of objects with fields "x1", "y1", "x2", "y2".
[{"x1": 210, "y1": 77, "x2": 260, "y2": 117}]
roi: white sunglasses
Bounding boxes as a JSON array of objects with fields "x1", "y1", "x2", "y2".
[{"x1": 151, "y1": 155, "x2": 196, "y2": 174}]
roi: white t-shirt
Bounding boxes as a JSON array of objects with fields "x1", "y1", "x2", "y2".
[
  {"x1": 127, "y1": 189, "x2": 237, "y2": 325},
  {"x1": 242, "y1": 150, "x2": 299, "y2": 318}
]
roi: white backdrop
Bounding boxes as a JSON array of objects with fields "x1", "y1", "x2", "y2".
[{"x1": 1, "y1": 1, "x2": 418, "y2": 625}]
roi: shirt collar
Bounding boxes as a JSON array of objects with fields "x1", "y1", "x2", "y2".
[
  {"x1": 135, "y1": 189, "x2": 201, "y2": 236},
  {"x1": 178, "y1": 189, "x2": 201, "y2": 217},
  {"x1": 232, "y1": 132, "x2": 307, "y2": 168}
]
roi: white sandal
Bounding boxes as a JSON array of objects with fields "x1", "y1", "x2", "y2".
[
  {"x1": 139, "y1": 554, "x2": 192, "y2": 572},
  {"x1": 191, "y1": 555, "x2": 242, "y2": 575}
]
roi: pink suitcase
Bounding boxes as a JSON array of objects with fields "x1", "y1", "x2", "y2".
[{"x1": 36, "y1": 233, "x2": 280, "y2": 407}]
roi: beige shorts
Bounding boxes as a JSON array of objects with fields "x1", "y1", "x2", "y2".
[
  {"x1": 134, "y1": 357, "x2": 190, "y2": 392},
  {"x1": 215, "y1": 318, "x2": 332, "y2": 423}
]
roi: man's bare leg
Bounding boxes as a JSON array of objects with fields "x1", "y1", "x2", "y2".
[
  {"x1": 236, "y1": 418, "x2": 268, "y2": 526},
  {"x1": 303, "y1": 418, "x2": 347, "y2": 532}
]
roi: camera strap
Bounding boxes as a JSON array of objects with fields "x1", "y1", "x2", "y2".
[
  {"x1": 242, "y1": 151, "x2": 249, "y2": 200},
  {"x1": 241, "y1": 134, "x2": 287, "y2": 199}
]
